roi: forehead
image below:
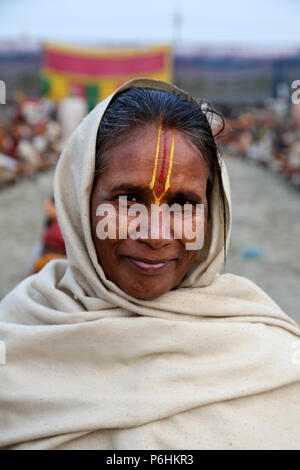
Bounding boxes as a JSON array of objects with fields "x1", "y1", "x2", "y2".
[{"x1": 97, "y1": 125, "x2": 209, "y2": 192}]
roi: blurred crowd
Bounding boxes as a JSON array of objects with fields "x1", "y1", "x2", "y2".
[
  {"x1": 221, "y1": 102, "x2": 300, "y2": 188},
  {"x1": 0, "y1": 91, "x2": 61, "y2": 186},
  {"x1": 0, "y1": 87, "x2": 87, "y2": 187},
  {"x1": 1, "y1": 89, "x2": 300, "y2": 191}
]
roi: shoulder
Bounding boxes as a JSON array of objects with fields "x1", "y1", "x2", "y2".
[
  {"x1": 209, "y1": 272, "x2": 300, "y2": 332},
  {"x1": 212, "y1": 272, "x2": 282, "y2": 305},
  {"x1": 0, "y1": 258, "x2": 69, "y2": 324}
]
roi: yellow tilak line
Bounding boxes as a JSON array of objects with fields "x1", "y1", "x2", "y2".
[
  {"x1": 152, "y1": 128, "x2": 175, "y2": 205},
  {"x1": 149, "y1": 123, "x2": 162, "y2": 190},
  {"x1": 152, "y1": 188, "x2": 164, "y2": 204},
  {"x1": 164, "y1": 128, "x2": 175, "y2": 192}
]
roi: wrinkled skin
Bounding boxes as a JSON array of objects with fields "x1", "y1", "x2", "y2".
[{"x1": 90, "y1": 124, "x2": 209, "y2": 300}]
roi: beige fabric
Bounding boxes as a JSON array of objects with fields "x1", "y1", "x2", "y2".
[{"x1": 1, "y1": 78, "x2": 300, "y2": 450}]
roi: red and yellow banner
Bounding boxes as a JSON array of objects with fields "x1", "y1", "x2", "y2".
[{"x1": 41, "y1": 42, "x2": 172, "y2": 109}]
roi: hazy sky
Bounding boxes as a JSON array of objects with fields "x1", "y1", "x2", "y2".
[{"x1": 1, "y1": 0, "x2": 300, "y2": 48}]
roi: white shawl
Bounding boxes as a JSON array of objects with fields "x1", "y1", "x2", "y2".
[{"x1": 1, "y1": 78, "x2": 300, "y2": 450}]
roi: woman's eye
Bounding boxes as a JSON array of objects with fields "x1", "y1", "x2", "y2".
[
  {"x1": 173, "y1": 199, "x2": 197, "y2": 206},
  {"x1": 118, "y1": 194, "x2": 137, "y2": 203},
  {"x1": 128, "y1": 195, "x2": 137, "y2": 202}
]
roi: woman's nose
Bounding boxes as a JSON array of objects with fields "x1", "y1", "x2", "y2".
[
  {"x1": 137, "y1": 207, "x2": 173, "y2": 249},
  {"x1": 138, "y1": 236, "x2": 171, "y2": 250}
]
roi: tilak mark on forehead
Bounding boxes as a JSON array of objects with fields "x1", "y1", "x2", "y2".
[{"x1": 149, "y1": 124, "x2": 175, "y2": 204}]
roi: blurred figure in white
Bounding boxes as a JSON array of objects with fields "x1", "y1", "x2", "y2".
[{"x1": 57, "y1": 84, "x2": 88, "y2": 150}]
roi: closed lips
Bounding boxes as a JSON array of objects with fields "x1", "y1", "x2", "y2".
[{"x1": 122, "y1": 256, "x2": 176, "y2": 271}]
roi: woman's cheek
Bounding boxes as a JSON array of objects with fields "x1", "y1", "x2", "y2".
[
  {"x1": 115, "y1": 210, "x2": 138, "y2": 240},
  {"x1": 180, "y1": 207, "x2": 205, "y2": 251},
  {"x1": 116, "y1": 206, "x2": 149, "y2": 240}
]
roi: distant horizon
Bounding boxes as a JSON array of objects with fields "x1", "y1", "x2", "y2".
[{"x1": 1, "y1": 36, "x2": 300, "y2": 58}]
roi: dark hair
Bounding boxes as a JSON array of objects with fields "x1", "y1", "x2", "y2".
[{"x1": 95, "y1": 87, "x2": 227, "y2": 263}]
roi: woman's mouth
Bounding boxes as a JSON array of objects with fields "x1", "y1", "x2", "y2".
[{"x1": 122, "y1": 256, "x2": 176, "y2": 274}]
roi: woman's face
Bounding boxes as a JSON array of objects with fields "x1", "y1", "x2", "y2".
[{"x1": 90, "y1": 124, "x2": 209, "y2": 300}]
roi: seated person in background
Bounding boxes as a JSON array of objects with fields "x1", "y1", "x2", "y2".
[{"x1": 26, "y1": 195, "x2": 66, "y2": 275}]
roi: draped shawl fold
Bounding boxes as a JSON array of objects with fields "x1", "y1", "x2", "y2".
[{"x1": 0, "y1": 78, "x2": 300, "y2": 450}]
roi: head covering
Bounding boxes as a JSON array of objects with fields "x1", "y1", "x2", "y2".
[{"x1": 1, "y1": 78, "x2": 300, "y2": 450}]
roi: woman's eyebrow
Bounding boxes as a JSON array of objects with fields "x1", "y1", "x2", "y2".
[
  {"x1": 109, "y1": 184, "x2": 203, "y2": 202},
  {"x1": 168, "y1": 190, "x2": 203, "y2": 202},
  {"x1": 110, "y1": 183, "x2": 146, "y2": 193}
]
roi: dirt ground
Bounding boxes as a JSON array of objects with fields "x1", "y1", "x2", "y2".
[{"x1": 0, "y1": 156, "x2": 299, "y2": 324}]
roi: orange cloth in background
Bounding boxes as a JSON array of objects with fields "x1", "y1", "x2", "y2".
[{"x1": 33, "y1": 253, "x2": 66, "y2": 273}]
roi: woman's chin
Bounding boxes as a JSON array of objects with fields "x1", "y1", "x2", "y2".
[
  {"x1": 120, "y1": 280, "x2": 172, "y2": 301},
  {"x1": 112, "y1": 259, "x2": 181, "y2": 300}
]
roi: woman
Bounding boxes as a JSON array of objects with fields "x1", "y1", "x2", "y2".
[{"x1": 0, "y1": 78, "x2": 300, "y2": 450}]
